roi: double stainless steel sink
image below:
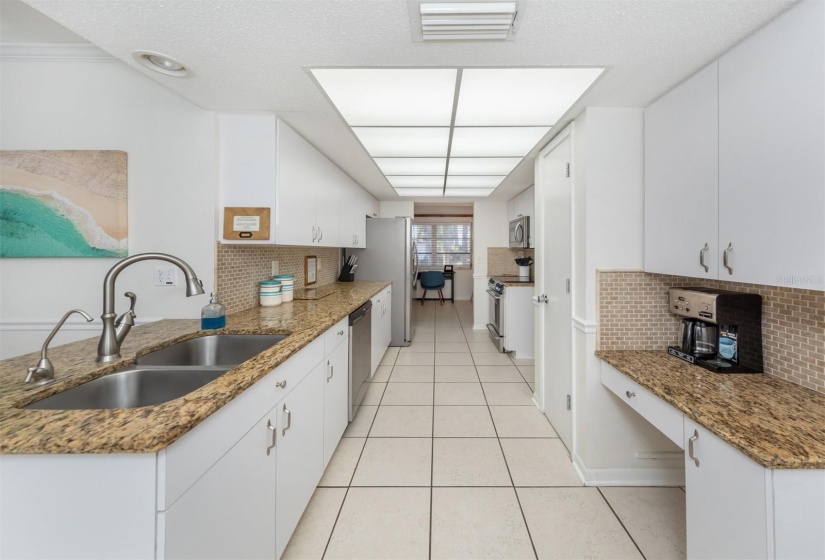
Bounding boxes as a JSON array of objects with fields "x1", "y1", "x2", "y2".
[{"x1": 24, "y1": 334, "x2": 287, "y2": 410}]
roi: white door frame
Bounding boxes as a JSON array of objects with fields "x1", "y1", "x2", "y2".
[{"x1": 533, "y1": 123, "x2": 576, "y2": 452}]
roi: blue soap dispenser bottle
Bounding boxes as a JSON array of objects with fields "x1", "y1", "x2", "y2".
[{"x1": 201, "y1": 292, "x2": 226, "y2": 330}]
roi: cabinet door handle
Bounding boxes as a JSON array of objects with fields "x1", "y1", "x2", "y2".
[
  {"x1": 327, "y1": 360, "x2": 333, "y2": 382},
  {"x1": 312, "y1": 226, "x2": 317, "y2": 242},
  {"x1": 688, "y1": 429, "x2": 700, "y2": 467},
  {"x1": 276, "y1": 380, "x2": 287, "y2": 389},
  {"x1": 723, "y1": 242, "x2": 733, "y2": 275},
  {"x1": 700, "y1": 243, "x2": 709, "y2": 273},
  {"x1": 266, "y1": 420, "x2": 276, "y2": 455},
  {"x1": 625, "y1": 390, "x2": 635, "y2": 398},
  {"x1": 338, "y1": 329, "x2": 345, "y2": 336},
  {"x1": 282, "y1": 404, "x2": 292, "y2": 436},
  {"x1": 318, "y1": 227, "x2": 323, "y2": 242}
]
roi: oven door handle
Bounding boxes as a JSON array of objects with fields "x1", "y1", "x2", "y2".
[{"x1": 486, "y1": 289, "x2": 501, "y2": 300}]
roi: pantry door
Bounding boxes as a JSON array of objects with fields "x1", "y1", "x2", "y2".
[{"x1": 535, "y1": 129, "x2": 573, "y2": 449}]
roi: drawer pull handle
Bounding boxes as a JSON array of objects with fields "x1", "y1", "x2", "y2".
[
  {"x1": 276, "y1": 380, "x2": 287, "y2": 389},
  {"x1": 338, "y1": 330, "x2": 345, "y2": 335},
  {"x1": 688, "y1": 429, "x2": 700, "y2": 467},
  {"x1": 266, "y1": 420, "x2": 276, "y2": 455},
  {"x1": 282, "y1": 405, "x2": 292, "y2": 436},
  {"x1": 625, "y1": 390, "x2": 635, "y2": 398}
]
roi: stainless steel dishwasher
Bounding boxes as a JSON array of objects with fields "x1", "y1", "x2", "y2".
[{"x1": 348, "y1": 300, "x2": 372, "y2": 421}]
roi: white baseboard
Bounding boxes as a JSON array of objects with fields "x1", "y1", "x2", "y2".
[{"x1": 573, "y1": 454, "x2": 685, "y2": 486}]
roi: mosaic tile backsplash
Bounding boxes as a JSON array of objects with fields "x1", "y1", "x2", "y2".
[
  {"x1": 488, "y1": 247, "x2": 535, "y2": 277},
  {"x1": 597, "y1": 270, "x2": 825, "y2": 394},
  {"x1": 216, "y1": 243, "x2": 340, "y2": 314}
]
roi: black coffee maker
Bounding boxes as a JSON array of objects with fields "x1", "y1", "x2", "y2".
[{"x1": 668, "y1": 287, "x2": 763, "y2": 373}]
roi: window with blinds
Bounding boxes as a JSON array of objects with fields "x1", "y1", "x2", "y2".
[{"x1": 413, "y1": 223, "x2": 472, "y2": 267}]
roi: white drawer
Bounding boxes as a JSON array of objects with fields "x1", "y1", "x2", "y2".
[
  {"x1": 324, "y1": 318, "x2": 349, "y2": 355},
  {"x1": 601, "y1": 362, "x2": 684, "y2": 449}
]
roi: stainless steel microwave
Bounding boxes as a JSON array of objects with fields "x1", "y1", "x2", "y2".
[{"x1": 509, "y1": 216, "x2": 530, "y2": 248}]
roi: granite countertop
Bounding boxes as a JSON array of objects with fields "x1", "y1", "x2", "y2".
[
  {"x1": 596, "y1": 350, "x2": 825, "y2": 469},
  {"x1": 0, "y1": 281, "x2": 390, "y2": 455}
]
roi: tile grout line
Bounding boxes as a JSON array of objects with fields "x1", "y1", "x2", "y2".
[
  {"x1": 596, "y1": 487, "x2": 648, "y2": 560},
  {"x1": 479, "y1": 344, "x2": 540, "y2": 560}
]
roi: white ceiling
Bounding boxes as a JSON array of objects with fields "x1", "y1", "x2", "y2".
[{"x1": 12, "y1": 0, "x2": 797, "y2": 202}]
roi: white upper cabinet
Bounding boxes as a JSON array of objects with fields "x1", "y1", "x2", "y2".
[
  {"x1": 644, "y1": 0, "x2": 824, "y2": 290},
  {"x1": 718, "y1": 0, "x2": 824, "y2": 287},
  {"x1": 219, "y1": 115, "x2": 377, "y2": 248},
  {"x1": 645, "y1": 62, "x2": 719, "y2": 278}
]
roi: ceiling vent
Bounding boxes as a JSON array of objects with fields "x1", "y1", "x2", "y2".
[{"x1": 418, "y1": 2, "x2": 518, "y2": 41}]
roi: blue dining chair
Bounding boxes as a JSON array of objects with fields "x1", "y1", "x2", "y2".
[{"x1": 419, "y1": 271, "x2": 446, "y2": 305}]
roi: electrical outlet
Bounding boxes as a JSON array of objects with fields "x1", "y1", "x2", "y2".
[
  {"x1": 272, "y1": 260, "x2": 279, "y2": 276},
  {"x1": 155, "y1": 265, "x2": 177, "y2": 286}
]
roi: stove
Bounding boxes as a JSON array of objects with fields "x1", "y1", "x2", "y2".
[{"x1": 488, "y1": 276, "x2": 533, "y2": 294}]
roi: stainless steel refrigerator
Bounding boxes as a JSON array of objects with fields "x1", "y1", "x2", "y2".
[{"x1": 349, "y1": 217, "x2": 417, "y2": 346}]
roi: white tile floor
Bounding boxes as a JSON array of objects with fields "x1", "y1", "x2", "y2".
[{"x1": 283, "y1": 301, "x2": 686, "y2": 560}]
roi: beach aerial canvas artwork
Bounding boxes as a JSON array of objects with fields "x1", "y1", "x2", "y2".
[{"x1": 0, "y1": 150, "x2": 128, "y2": 258}]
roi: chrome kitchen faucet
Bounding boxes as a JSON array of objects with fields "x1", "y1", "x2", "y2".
[{"x1": 96, "y1": 253, "x2": 205, "y2": 363}]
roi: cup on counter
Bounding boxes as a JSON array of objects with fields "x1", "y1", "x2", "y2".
[
  {"x1": 274, "y1": 274, "x2": 294, "y2": 302},
  {"x1": 260, "y1": 280, "x2": 282, "y2": 307}
]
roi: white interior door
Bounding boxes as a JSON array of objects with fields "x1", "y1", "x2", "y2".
[{"x1": 535, "y1": 135, "x2": 573, "y2": 448}]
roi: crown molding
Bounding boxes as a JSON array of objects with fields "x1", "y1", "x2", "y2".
[{"x1": 0, "y1": 42, "x2": 114, "y2": 61}]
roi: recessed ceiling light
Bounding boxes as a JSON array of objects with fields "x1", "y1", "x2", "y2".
[
  {"x1": 132, "y1": 51, "x2": 190, "y2": 77},
  {"x1": 352, "y1": 127, "x2": 450, "y2": 157},
  {"x1": 448, "y1": 157, "x2": 521, "y2": 175},
  {"x1": 450, "y1": 127, "x2": 551, "y2": 157},
  {"x1": 386, "y1": 176, "x2": 445, "y2": 189},
  {"x1": 446, "y1": 176, "x2": 506, "y2": 189},
  {"x1": 456, "y1": 68, "x2": 604, "y2": 125},
  {"x1": 396, "y1": 188, "x2": 445, "y2": 197},
  {"x1": 313, "y1": 66, "x2": 603, "y2": 198},
  {"x1": 375, "y1": 158, "x2": 447, "y2": 175},
  {"x1": 312, "y1": 69, "x2": 457, "y2": 126},
  {"x1": 444, "y1": 188, "x2": 496, "y2": 197}
]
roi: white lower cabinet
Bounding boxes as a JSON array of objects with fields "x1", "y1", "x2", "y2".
[
  {"x1": 370, "y1": 285, "x2": 392, "y2": 376},
  {"x1": 323, "y1": 338, "x2": 350, "y2": 467},
  {"x1": 275, "y1": 366, "x2": 324, "y2": 560},
  {"x1": 0, "y1": 322, "x2": 353, "y2": 560},
  {"x1": 683, "y1": 418, "x2": 768, "y2": 560},
  {"x1": 602, "y1": 361, "x2": 825, "y2": 560},
  {"x1": 161, "y1": 407, "x2": 279, "y2": 560}
]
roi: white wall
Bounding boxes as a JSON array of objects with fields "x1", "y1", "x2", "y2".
[
  {"x1": 567, "y1": 108, "x2": 684, "y2": 485},
  {"x1": 0, "y1": 49, "x2": 216, "y2": 359},
  {"x1": 379, "y1": 201, "x2": 414, "y2": 218},
  {"x1": 471, "y1": 200, "x2": 509, "y2": 328}
]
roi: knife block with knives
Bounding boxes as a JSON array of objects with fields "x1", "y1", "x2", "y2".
[{"x1": 338, "y1": 255, "x2": 357, "y2": 282}]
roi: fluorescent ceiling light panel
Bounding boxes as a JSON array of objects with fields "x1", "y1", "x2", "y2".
[
  {"x1": 312, "y1": 68, "x2": 457, "y2": 126},
  {"x1": 395, "y1": 188, "x2": 444, "y2": 197},
  {"x1": 446, "y1": 176, "x2": 505, "y2": 189},
  {"x1": 375, "y1": 158, "x2": 446, "y2": 175},
  {"x1": 455, "y1": 68, "x2": 604, "y2": 126},
  {"x1": 420, "y1": 2, "x2": 517, "y2": 41},
  {"x1": 386, "y1": 176, "x2": 445, "y2": 189},
  {"x1": 444, "y1": 188, "x2": 496, "y2": 197},
  {"x1": 450, "y1": 127, "x2": 550, "y2": 157},
  {"x1": 353, "y1": 127, "x2": 449, "y2": 157},
  {"x1": 447, "y1": 157, "x2": 521, "y2": 175}
]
